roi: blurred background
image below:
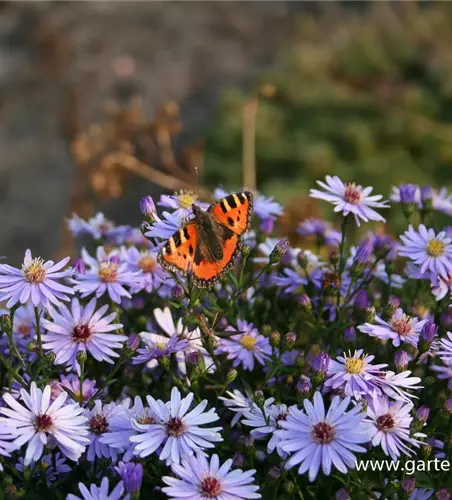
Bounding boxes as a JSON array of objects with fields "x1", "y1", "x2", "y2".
[{"x1": 0, "y1": 1, "x2": 452, "y2": 264}]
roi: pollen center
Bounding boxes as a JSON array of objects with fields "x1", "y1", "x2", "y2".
[
  {"x1": 376, "y1": 413, "x2": 395, "y2": 432},
  {"x1": 139, "y1": 256, "x2": 158, "y2": 273},
  {"x1": 178, "y1": 191, "x2": 197, "y2": 209},
  {"x1": 200, "y1": 476, "x2": 222, "y2": 497},
  {"x1": 89, "y1": 414, "x2": 109, "y2": 434},
  {"x1": 155, "y1": 342, "x2": 168, "y2": 350},
  {"x1": 426, "y1": 239, "x2": 446, "y2": 257},
  {"x1": 17, "y1": 325, "x2": 32, "y2": 338},
  {"x1": 276, "y1": 411, "x2": 289, "y2": 427},
  {"x1": 72, "y1": 324, "x2": 92, "y2": 343},
  {"x1": 137, "y1": 414, "x2": 156, "y2": 425},
  {"x1": 389, "y1": 314, "x2": 413, "y2": 337},
  {"x1": 23, "y1": 258, "x2": 46, "y2": 284},
  {"x1": 35, "y1": 414, "x2": 53, "y2": 432},
  {"x1": 312, "y1": 422, "x2": 336, "y2": 444},
  {"x1": 167, "y1": 417, "x2": 185, "y2": 437},
  {"x1": 345, "y1": 357, "x2": 365, "y2": 374},
  {"x1": 239, "y1": 335, "x2": 257, "y2": 350},
  {"x1": 344, "y1": 183, "x2": 362, "y2": 205},
  {"x1": 98, "y1": 262, "x2": 118, "y2": 283}
]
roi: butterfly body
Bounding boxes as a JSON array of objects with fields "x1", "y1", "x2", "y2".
[{"x1": 158, "y1": 192, "x2": 253, "y2": 287}]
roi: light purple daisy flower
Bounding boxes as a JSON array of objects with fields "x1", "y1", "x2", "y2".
[
  {"x1": 214, "y1": 320, "x2": 271, "y2": 371},
  {"x1": 310, "y1": 176, "x2": 389, "y2": 226},
  {"x1": 366, "y1": 396, "x2": 425, "y2": 461},
  {"x1": 121, "y1": 246, "x2": 167, "y2": 293},
  {"x1": 219, "y1": 390, "x2": 255, "y2": 427},
  {"x1": 0, "y1": 382, "x2": 89, "y2": 465},
  {"x1": 358, "y1": 308, "x2": 428, "y2": 348},
  {"x1": 162, "y1": 452, "x2": 261, "y2": 500},
  {"x1": 130, "y1": 387, "x2": 222, "y2": 465},
  {"x1": 132, "y1": 333, "x2": 189, "y2": 365},
  {"x1": 324, "y1": 350, "x2": 388, "y2": 399},
  {"x1": 73, "y1": 247, "x2": 141, "y2": 304},
  {"x1": 0, "y1": 425, "x2": 16, "y2": 471},
  {"x1": 100, "y1": 396, "x2": 159, "y2": 461},
  {"x1": 0, "y1": 249, "x2": 74, "y2": 310},
  {"x1": 275, "y1": 392, "x2": 371, "y2": 482},
  {"x1": 85, "y1": 400, "x2": 131, "y2": 462},
  {"x1": 436, "y1": 332, "x2": 452, "y2": 366},
  {"x1": 399, "y1": 225, "x2": 452, "y2": 280},
  {"x1": 41, "y1": 297, "x2": 127, "y2": 374},
  {"x1": 50, "y1": 375, "x2": 97, "y2": 404},
  {"x1": 67, "y1": 478, "x2": 128, "y2": 500},
  {"x1": 242, "y1": 402, "x2": 293, "y2": 454},
  {"x1": 430, "y1": 271, "x2": 452, "y2": 301},
  {"x1": 375, "y1": 371, "x2": 423, "y2": 402}
]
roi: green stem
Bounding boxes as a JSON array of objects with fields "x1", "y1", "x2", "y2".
[
  {"x1": 34, "y1": 307, "x2": 43, "y2": 357},
  {"x1": 7, "y1": 308, "x2": 26, "y2": 369}
]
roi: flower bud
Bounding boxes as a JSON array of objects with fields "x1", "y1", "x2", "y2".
[
  {"x1": 420, "y1": 321, "x2": 437, "y2": 350},
  {"x1": 399, "y1": 184, "x2": 418, "y2": 218},
  {"x1": 269, "y1": 239, "x2": 289, "y2": 265},
  {"x1": 394, "y1": 351, "x2": 409, "y2": 372},
  {"x1": 285, "y1": 332, "x2": 297, "y2": 348},
  {"x1": 416, "y1": 405, "x2": 430, "y2": 424},
  {"x1": 283, "y1": 482, "x2": 296, "y2": 495},
  {"x1": 45, "y1": 351, "x2": 56, "y2": 364},
  {"x1": 186, "y1": 350, "x2": 203, "y2": 366},
  {"x1": 232, "y1": 453, "x2": 245, "y2": 468},
  {"x1": 158, "y1": 356, "x2": 171, "y2": 370},
  {"x1": 364, "y1": 306, "x2": 376, "y2": 323},
  {"x1": 436, "y1": 489, "x2": 451, "y2": 500},
  {"x1": 328, "y1": 248, "x2": 339, "y2": 266},
  {"x1": 270, "y1": 331, "x2": 281, "y2": 347},
  {"x1": 401, "y1": 477, "x2": 416, "y2": 494},
  {"x1": 117, "y1": 462, "x2": 143, "y2": 494},
  {"x1": 353, "y1": 240, "x2": 372, "y2": 267},
  {"x1": 73, "y1": 258, "x2": 86, "y2": 274},
  {"x1": 239, "y1": 434, "x2": 254, "y2": 452},
  {"x1": 387, "y1": 296, "x2": 400, "y2": 316},
  {"x1": 296, "y1": 376, "x2": 312, "y2": 396},
  {"x1": 226, "y1": 369, "x2": 238, "y2": 384},
  {"x1": 171, "y1": 284, "x2": 185, "y2": 300},
  {"x1": 443, "y1": 398, "x2": 452, "y2": 415},
  {"x1": 312, "y1": 352, "x2": 330, "y2": 376},
  {"x1": 241, "y1": 245, "x2": 251, "y2": 259},
  {"x1": 0, "y1": 314, "x2": 11, "y2": 334},
  {"x1": 354, "y1": 290, "x2": 368, "y2": 310},
  {"x1": 420, "y1": 186, "x2": 433, "y2": 212},
  {"x1": 127, "y1": 334, "x2": 140, "y2": 352},
  {"x1": 297, "y1": 251, "x2": 308, "y2": 269},
  {"x1": 298, "y1": 294, "x2": 312, "y2": 311},
  {"x1": 344, "y1": 326, "x2": 356, "y2": 343},
  {"x1": 268, "y1": 466, "x2": 281, "y2": 480},
  {"x1": 140, "y1": 196, "x2": 157, "y2": 219},
  {"x1": 335, "y1": 488, "x2": 351, "y2": 500},
  {"x1": 254, "y1": 390, "x2": 265, "y2": 407}
]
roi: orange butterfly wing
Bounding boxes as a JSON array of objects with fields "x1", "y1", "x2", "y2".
[
  {"x1": 208, "y1": 191, "x2": 253, "y2": 236},
  {"x1": 191, "y1": 233, "x2": 241, "y2": 287},
  {"x1": 158, "y1": 223, "x2": 198, "y2": 275}
]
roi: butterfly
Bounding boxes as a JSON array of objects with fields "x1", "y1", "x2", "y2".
[{"x1": 158, "y1": 191, "x2": 253, "y2": 287}]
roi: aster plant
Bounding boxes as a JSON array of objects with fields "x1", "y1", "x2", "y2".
[{"x1": 0, "y1": 176, "x2": 451, "y2": 498}]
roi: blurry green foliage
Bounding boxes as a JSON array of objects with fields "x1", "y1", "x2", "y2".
[{"x1": 203, "y1": 2, "x2": 452, "y2": 204}]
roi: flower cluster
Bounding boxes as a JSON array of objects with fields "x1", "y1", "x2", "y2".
[{"x1": 0, "y1": 178, "x2": 451, "y2": 499}]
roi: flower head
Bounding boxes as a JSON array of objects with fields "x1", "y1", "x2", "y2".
[
  {"x1": 0, "y1": 382, "x2": 89, "y2": 465},
  {"x1": 215, "y1": 320, "x2": 271, "y2": 371},
  {"x1": 0, "y1": 250, "x2": 74, "y2": 310},
  {"x1": 276, "y1": 392, "x2": 371, "y2": 481},
  {"x1": 115, "y1": 462, "x2": 143, "y2": 494},
  {"x1": 41, "y1": 298, "x2": 127, "y2": 374},
  {"x1": 130, "y1": 387, "x2": 222, "y2": 465},
  {"x1": 162, "y1": 452, "x2": 261, "y2": 500},
  {"x1": 219, "y1": 390, "x2": 255, "y2": 427},
  {"x1": 310, "y1": 176, "x2": 389, "y2": 226},
  {"x1": 358, "y1": 308, "x2": 427, "y2": 348},
  {"x1": 399, "y1": 225, "x2": 452, "y2": 279},
  {"x1": 122, "y1": 247, "x2": 167, "y2": 294},
  {"x1": 51, "y1": 374, "x2": 97, "y2": 403},
  {"x1": 132, "y1": 333, "x2": 188, "y2": 365},
  {"x1": 67, "y1": 478, "x2": 127, "y2": 500}
]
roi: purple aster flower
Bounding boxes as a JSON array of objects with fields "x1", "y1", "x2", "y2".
[
  {"x1": 41, "y1": 298, "x2": 127, "y2": 374},
  {"x1": 399, "y1": 184, "x2": 419, "y2": 205},
  {"x1": 122, "y1": 246, "x2": 167, "y2": 294},
  {"x1": 68, "y1": 212, "x2": 114, "y2": 239},
  {"x1": 0, "y1": 425, "x2": 16, "y2": 471},
  {"x1": 215, "y1": 320, "x2": 271, "y2": 371},
  {"x1": 67, "y1": 478, "x2": 127, "y2": 500},
  {"x1": 50, "y1": 374, "x2": 97, "y2": 404},
  {"x1": 115, "y1": 462, "x2": 143, "y2": 494},
  {"x1": 298, "y1": 218, "x2": 330, "y2": 240},
  {"x1": 162, "y1": 452, "x2": 261, "y2": 499},
  {"x1": 420, "y1": 321, "x2": 438, "y2": 349},
  {"x1": 432, "y1": 187, "x2": 452, "y2": 216},
  {"x1": 16, "y1": 452, "x2": 71, "y2": 485},
  {"x1": 85, "y1": 400, "x2": 130, "y2": 462},
  {"x1": 73, "y1": 247, "x2": 141, "y2": 304},
  {"x1": 132, "y1": 333, "x2": 188, "y2": 365},
  {"x1": 219, "y1": 390, "x2": 255, "y2": 427},
  {"x1": 420, "y1": 186, "x2": 433, "y2": 203},
  {"x1": 275, "y1": 392, "x2": 371, "y2": 482},
  {"x1": 394, "y1": 351, "x2": 409, "y2": 372},
  {"x1": 366, "y1": 396, "x2": 425, "y2": 460},
  {"x1": 358, "y1": 308, "x2": 428, "y2": 348},
  {"x1": 144, "y1": 210, "x2": 185, "y2": 240},
  {"x1": 431, "y1": 271, "x2": 452, "y2": 301},
  {"x1": 402, "y1": 477, "x2": 417, "y2": 494},
  {"x1": 312, "y1": 352, "x2": 331, "y2": 375},
  {"x1": 242, "y1": 402, "x2": 292, "y2": 454},
  {"x1": 0, "y1": 249, "x2": 74, "y2": 310},
  {"x1": 436, "y1": 332, "x2": 452, "y2": 367},
  {"x1": 416, "y1": 406, "x2": 430, "y2": 424},
  {"x1": 375, "y1": 370, "x2": 423, "y2": 402},
  {"x1": 399, "y1": 225, "x2": 452, "y2": 279},
  {"x1": 325, "y1": 350, "x2": 387, "y2": 399},
  {"x1": 0, "y1": 382, "x2": 89, "y2": 465},
  {"x1": 140, "y1": 195, "x2": 157, "y2": 218},
  {"x1": 259, "y1": 216, "x2": 276, "y2": 234},
  {"x1": 310, "y1": 176, "x2": 389, "y2": 226},
  {"x1": 130, "y1": 387, "x2": 222, "y2": 465}
]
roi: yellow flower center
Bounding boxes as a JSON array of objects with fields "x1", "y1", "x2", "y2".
[
  {"x1": 426, "y1": 239, "x2": 446, "y2": 257},
  {"x1": 98, "y1": 262, "x2": 118, "y2": 283},
  {"x1": 239, "y1": 335, "x2": 257, "y2": 350},
  {"x1": 155, "y1": 342, "x2": 167, "y2": 350},
  {"x1": 22, "y1": 258, "x2": 46, "y2": 284},
  {"x1": 177, "y1": 191, "x2": 197, "y2": 209},
  {"x1": 345, "y1": 357, "x2": 365, "y2": 374},
  {"x1": 139, "y1": 256, "x2": 158, "y2": 273}
]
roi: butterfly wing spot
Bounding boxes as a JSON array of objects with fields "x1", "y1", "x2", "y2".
[
  {"x1": 158, "y1": 223, "x2": 198, "y2": 275},
  {"x1": 209, "y1": 191, "x2": 253, "y2": 236}
]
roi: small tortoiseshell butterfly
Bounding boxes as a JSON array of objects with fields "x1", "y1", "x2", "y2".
[{"x1": 158, "y1": 191, "x2": 253, "y2": 287}]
